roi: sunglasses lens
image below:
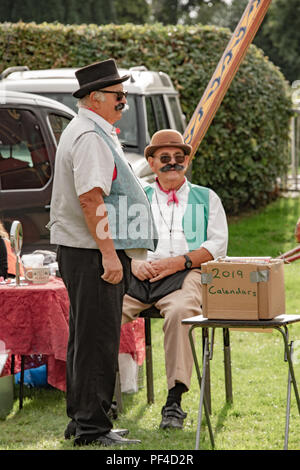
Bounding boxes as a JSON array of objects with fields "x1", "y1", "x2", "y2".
[
  {"x1": 160, "y1": 155, "x2": 171, "y2": 164},
  {"x1": 159, "y1": 155, "x2": 185, "y2": 164},
  {"x1": 116, "y1": 91, "x2": 128, "y2": 101}
]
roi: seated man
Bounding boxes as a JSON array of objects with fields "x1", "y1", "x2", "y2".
[{"x1": 122, "y1": 129, "x2": 228, "y2": 429}]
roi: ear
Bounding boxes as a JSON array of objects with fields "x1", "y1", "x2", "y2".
[
  {"x1": 147, "y1": 156, "x2": 155, "y2": 171},
  {"x1": 89, "y1": 92, "x2": 101, "y2": 109},
  {"x1": 89, "y1": 91, "x2": 96, "y2": 102}
]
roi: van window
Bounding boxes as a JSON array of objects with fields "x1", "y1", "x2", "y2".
[
  {"x1": 145, "y1": 95, "x2": 169, "y2": 139},
  {"x1": 146, "y1": 97, "x2": 157, "y2": 138},
  {"x1": 116, "y1": 95, "x2": 138, "y2": 148},
  {"x1": 48, "y1": 113, "x2": 72, "y2": 144},
  {"x1": 0, "y1": 108, "x2": 51, "y2": 190},
  {"x1": 168, "y1": 96, "x2": 185, "y2": 133},
  {"x1": 42, "y1": 92, "x2": 78, "y2": 113}
]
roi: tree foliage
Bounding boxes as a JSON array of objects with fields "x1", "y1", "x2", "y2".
[
  {"x1": 180, "y1": 0, "x2": 229, "y2": 26},
  {"x1": 152, "y1": 0, "x2": 179, "y2": 25},
  {"x1": 0, "y1": 0, "x2": 149, "y2": 24},
  {"x1": 115, "y1": 0, "x2": 149, "y2": 25},
  {"x1": 263, "y1": 0, "x2": 300, "y2": 84}
]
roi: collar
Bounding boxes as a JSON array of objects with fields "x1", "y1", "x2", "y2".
[
  {"x1": 155, "y1": 177, "x2": 187, "y2": 206},
  {"x1": 78, "y1": 107, "x2": 118, "y2": 138}
]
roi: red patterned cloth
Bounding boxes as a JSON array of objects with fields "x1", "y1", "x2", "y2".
[
  {"x1": 0, "y1": 278, "x2": 145, "y2": 390},
  {"x1": 119, "y1": 319, "x2": 145, "y2": 366},
  {"x1": 155, "y1": 178, "x2": 179, "y2": 205},
  {"x1": 0, "y1": 278, "x2": 69, "y2": 390}
]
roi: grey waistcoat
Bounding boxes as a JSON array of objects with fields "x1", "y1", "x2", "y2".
[{"x1": 93, "y1": 122, "x2": 158, "y2": 251}]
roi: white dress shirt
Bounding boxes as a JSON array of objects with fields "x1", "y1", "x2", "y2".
[{"x1": 147, "y1": 179, "x2": 228, "y2": 261}]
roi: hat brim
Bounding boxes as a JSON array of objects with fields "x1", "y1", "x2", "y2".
[
  {"x1": 144, "y1": 142, "x2": 192, "y2": 159},
  {"x1": 73, "y1": 74, "x2": 130, "y2": 98}
]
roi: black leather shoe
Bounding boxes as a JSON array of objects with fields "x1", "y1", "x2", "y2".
[
  {"x1": 64, "y1": 420, "x2": 129, "y2": 440},
  {"x1": 74, "y1": 431, "x2": 141, "y2": 447},
  {"x1": 160, "y1": 402, "x2": 187, "y2": 429}
]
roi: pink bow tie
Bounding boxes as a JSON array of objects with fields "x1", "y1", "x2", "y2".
[{"x1": 156, "y1": 179, "x2": 179, "y2": 206}]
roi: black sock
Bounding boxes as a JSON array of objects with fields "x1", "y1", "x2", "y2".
[{"x1": 166, "y1": 383, "x2": 187, "y2": 407}]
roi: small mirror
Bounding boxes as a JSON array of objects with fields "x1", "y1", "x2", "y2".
[
  {"x1": 10, "y1": 220, "x2": 23, "y2": 256},
  {"x1": 10, "y1": 220, "x2": 23, "y2": 285}
]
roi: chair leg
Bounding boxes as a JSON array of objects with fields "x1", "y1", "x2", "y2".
[{"x1": 144, "y1": 317, "x2": 154, "y2": 404}]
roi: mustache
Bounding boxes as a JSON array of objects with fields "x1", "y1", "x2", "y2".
[
  {"x1": 115, "y1": 102, "x2": 126, "y2": 111},
  {"x1": 159, "y1": 163, "x2": 185, "y2": 172}
]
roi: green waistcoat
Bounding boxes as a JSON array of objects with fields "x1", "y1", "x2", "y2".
[{"x1": 144, "y1": 182, "x2": 209, "y2": 252}]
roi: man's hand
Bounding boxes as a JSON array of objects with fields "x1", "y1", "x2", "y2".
[
  {"x1": 79, "y1": 187, "x2": 124, "y2": 284},
  {"x1": 148, "y1": 247, "x2": 213, "y2": 282},
  {"x1": 149, "y1": 257, "x2": 179, "y2": 283},
  {"x1": 131, "y1": 259, "x2": 157, "y2": 281},
  {"x1": 102, "y1": 253, "x2": 123, "y2": 284}
]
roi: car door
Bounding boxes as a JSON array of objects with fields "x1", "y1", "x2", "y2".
[{"x1": 0, "y1": 104, "x2": 72, "y2": 252}]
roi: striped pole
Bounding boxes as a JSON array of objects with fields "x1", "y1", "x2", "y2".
[{"x1": 184, "y1": 0, "x2": 272, "y2": 158}]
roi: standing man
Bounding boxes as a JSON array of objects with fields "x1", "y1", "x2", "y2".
[
  {"x1": 122, "y1": 129, "x2": 228, "y2": 430},
  {"x1": 48, "y1": 59, "x2": 157, "y2": 447}
]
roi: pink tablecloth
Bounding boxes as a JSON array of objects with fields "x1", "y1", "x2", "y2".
[{"x1": 0, "y1": 278, "x2": 145, "y2": 390}]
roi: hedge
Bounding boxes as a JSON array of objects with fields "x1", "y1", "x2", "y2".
[{"x1": 0, "y1": 21, "x2": 292, "y2": 214}]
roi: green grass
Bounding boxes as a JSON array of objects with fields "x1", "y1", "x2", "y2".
[
  {"x1": 1, "y1": 195, "x2": 300, "y2": 451},
  {"x1": 227, "y1": 196, "x2": 300, "y2": 258}
]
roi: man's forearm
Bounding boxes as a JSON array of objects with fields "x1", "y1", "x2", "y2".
[
  {"x1": 182, "y1": 247, "x2": 213, "y2": 269},
  {"x1": 78, "y1": 187, "x2": 116, "y2": 256},
  {"x1": 161, "y1": 247, "x2": 213, "y2": 273},
  {"x1": 79, "y1": 187, "x2": 124, "y2": 284}
]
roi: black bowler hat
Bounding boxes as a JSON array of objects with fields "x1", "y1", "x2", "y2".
[{"x1": 73, "y1": 59, "x2": 130, "y2": 98}]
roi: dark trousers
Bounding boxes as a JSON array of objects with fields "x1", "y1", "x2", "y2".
[{"x1": 57, "y1": 245, "x2": 131, "y2": 439}]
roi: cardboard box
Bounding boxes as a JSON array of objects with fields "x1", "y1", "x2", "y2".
[{"x1": 201, "y1": 258, "x2": 285, "y2": 320}]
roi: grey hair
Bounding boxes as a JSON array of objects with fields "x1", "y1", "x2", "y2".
[{"x1": 76, "y1": 91, "x2": 106, "y2": 108}]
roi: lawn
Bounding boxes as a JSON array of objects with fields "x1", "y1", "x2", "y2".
[{"x1": 0, "y1": 195, "x2": 300, "y2": 451}]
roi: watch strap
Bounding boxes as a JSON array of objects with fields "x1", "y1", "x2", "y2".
[{"x1": 184, "y1": 254, "x2": 192, "y2": 269}]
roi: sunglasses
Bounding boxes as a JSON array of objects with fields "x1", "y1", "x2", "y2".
[
  {"x1": 157, "y1": 154, "x2": 187, "y2": 164},
  {"x1": 100, "y1": 90, "x2": 128, "y2": 101}
]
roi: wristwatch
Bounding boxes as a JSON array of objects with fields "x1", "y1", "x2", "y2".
[{"x1": 184, "y1": 254, "x2": 192, "y2": 270}]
